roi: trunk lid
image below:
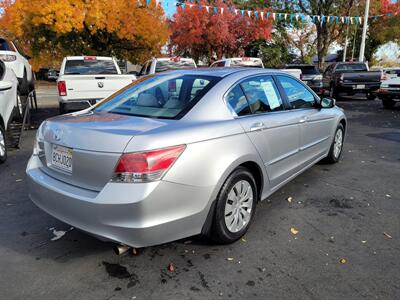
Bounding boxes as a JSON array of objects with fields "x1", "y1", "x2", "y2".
[
  {"x1": 60, "y1": 75, "x2": 134, "y2": 100},
  {"x1": 39, "y1": 111, "x2": 171, "y2": 191}
]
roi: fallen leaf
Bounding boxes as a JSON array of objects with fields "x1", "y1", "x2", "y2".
[
  {"x1": 361, "y1": 240, "x2": 367, "y2": 244},
  {"x1": 385, "y1": 194, "x2": 391, "y2": 198},
  {"x1": 226, "y1": 257, "x2": 234, "y2": 261},
  {"x1": 287, "y1": 197, "x2": 293, "y2": 203},
  {"x1": 241, "y1": 238, "x2": 247, "y2": 243},
  {"x1": 168, "y1": 262, "x2": 175, "y2": 272},
  {"x1": 15, "y1": 179, "x2": 23, "y2": 182},
  {"x1": 50, "y1": 227, "x2": 74, "y2": 241},
  {"x1": 383, "y1": 232, "x2": 392, "y2": 239},
  {"x1": 290, "y1": 227, "x2": 299, "y2": 235},
  {"x1": 339, "y1": 258, "x2": 347, "y2": 264}
]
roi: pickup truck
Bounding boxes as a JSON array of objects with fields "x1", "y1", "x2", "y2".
[
  {"x1": 322, "y1": 62, "x2": 381, "y2": 100},
  {"x1": 378, "y1": 76, "x2": 400, "y2": 109},
  {"x1": 57, "y1": 56, "x2": 136, "y2": 114}
]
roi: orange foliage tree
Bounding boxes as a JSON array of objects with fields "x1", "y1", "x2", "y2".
[
  {"x1": 169, "y1": 0, "x2": 272, "y2": 63},
  {"x1": 0, "y1": 0, "x2": 170, "y2": 68}
]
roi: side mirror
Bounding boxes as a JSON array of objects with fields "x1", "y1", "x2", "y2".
[
  {"x1": 0, "y1": 81, "x2": 13, "y2": 91},
  {"x1": 320, "y1": 97, "x2": 336, "y2": 109}
]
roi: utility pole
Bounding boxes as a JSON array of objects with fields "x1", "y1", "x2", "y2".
[
  {"x1": 343, "y1": 24, "x2": 350, "y2": 62},
  {"x1": 359, "y1": 0, "x2": 370, "y2": 62}
]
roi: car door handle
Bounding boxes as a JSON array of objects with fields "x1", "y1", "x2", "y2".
[{"x1": 250, "y1": 122, "x2": 265, "y2": 132}]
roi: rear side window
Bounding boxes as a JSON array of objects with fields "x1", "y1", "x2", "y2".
[
  {"x1": 64, "y1": 59, "x2": 118, "y2": 75},
  {"x1": 240, "y1": 76, "x2": 283, "y2": 113},
  {"x1": 226, "y1": 85, "x2": 252, "y2": 116},
  {"x1": 95, "y1": 74, "x2": 220, "y2": 119},
  {"x1": 155, "y1": 59, "x2": 196, "y2": 73},
  {"x1": 277, "y1": 76, "x2": 316, "y2": 109}
]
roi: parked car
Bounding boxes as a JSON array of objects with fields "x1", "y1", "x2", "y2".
[
  {"x1": 27, "y1": 68, "x2": 346, "y2": 247},
  {"x1": 0, "y1": 37, "x2": 34, "y2": 95},
  {"x1": 0, "y1": 61, "x2": 21, "y2": 163},
  {"x1": 378, "y1": 76, "x2": 400, "y2": 108},
  {"x1": 210, "y1": 57, "x2": 264, "y2": 68},
  {"x1": 381, "y1": 67, "x2": 400, "y2": 80},
  {"x1": 138, "y1": 57, "x2": 196, "y2": 77},
  {"x1": 284, "y1": 64, "x2": 323, "y2": 93},
  {"x1": 47, "y1": 69, "x2": 59, "y2": 81},
  {"x1": 322, "y1": 62, "x2": 381, "y2": 99},
  {"x1": 57, "y1": 56, "x2": 136, "y2": 114}
]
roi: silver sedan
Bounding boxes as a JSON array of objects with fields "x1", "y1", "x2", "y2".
[{"x1": 27, "y1": 68, "x2": 346, "y2": 247}]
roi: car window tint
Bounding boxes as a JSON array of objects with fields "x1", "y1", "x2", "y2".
[
  {"x1": 191, "y1": 78, "x2": 210, "y2": 100},
  {"x1": 240, "y1": 76, "x2": 283, "y2": 113},
  {"x1": 64, "y1": 59, "x2": 118, "y2": 75},
  {"x1": 226, "y1": 85, "x2": 252, "y2": 116},
  {"x1": 277, "y1": 76, "x2": 316, "y2": 109},
  {"x1": 0, "y1": 39, "x2": 15, "y2": 52},
  {"x1": 138, "y1": 63, "x2": 147, "y2": 76}
]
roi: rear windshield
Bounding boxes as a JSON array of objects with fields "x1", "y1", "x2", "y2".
[
  {"x1": 0, "y1": 39, "x2": 15, "y2": 52},
  {"x1": 94, "y1": 74, "x2": 220, "y2": 119},
  {"x1": 285, "y1": 65, "x2": 319, "y2": 74},
  {"x1": 155, "y1": 60, "x2": 196, "y2": 73},
  {"x1": 336, "y1": 63, "x2": 368, "y2": 72},
  {"x1": 230, "y1": 59, "x2": 263, "y2": 68},
  {"x1": 64, "y1": 59, "x2": 118, "y2": 75}
]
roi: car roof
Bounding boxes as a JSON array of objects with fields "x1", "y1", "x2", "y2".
[
  {"x1": 158, "y1": 67, "x2": 290, "y2": 78},
  {"x1": 155, "y1": 57, "x2": 195, "y2": 62}
]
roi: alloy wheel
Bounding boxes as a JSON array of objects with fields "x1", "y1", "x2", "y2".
[
  {"x1": 333, "y1": 129, "x2": 343, "y2": 159},
  {"x1": 224, "y1": 180, "x2": 254, "y2": 233}
]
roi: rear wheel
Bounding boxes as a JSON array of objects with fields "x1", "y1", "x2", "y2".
[
  {"x1": 323, "y1": 124, "x2": 344, "y2": 164},
  {"x1": 59, "y1": 103, "x2": 66, "y2": 115},
  {"x1": 0, "y1": 124, "x2": 7, "y2": 164},
  {"x1": 382, "y1": 98, "x2": 396, "y2": 109},
  {"x1": 210, "y1": 167, "x2": 257, "y2": 244}
]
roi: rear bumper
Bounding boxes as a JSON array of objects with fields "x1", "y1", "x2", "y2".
[
  {"x1": 59, "y1": 98, "x2": 100, "y2": 110},
  {"x1": 26, "y1": 155, "x2": 214, "y2": 247},
  {"x1": 337, "y1": 83, "x2": 380, "y2": 93}
]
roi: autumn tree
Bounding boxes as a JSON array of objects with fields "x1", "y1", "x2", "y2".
[
  {"x1": 169, "y1": 0, "x2": 272, "y2": 64},
  {"x1": 0, "y1": 0, "x2": 170, "y2": 68}
]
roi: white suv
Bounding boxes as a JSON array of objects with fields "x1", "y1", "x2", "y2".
[{"x1": 0, "y1": 37, "x2": 34, "y2": 95}]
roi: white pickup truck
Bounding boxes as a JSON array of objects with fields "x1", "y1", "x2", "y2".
[{"x1": 57, "y1": 56, "x2": 136, "y2": 114}]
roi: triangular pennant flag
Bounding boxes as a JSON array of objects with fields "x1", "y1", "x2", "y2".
[
  {"x1": 321, "y1": 15, "x2": 326, "y2": 23},
  {"x1": 247, "y1": 10, "x2": 252, "y2": 17},
  {"x1": 254, "y1": 11, "x2": 259, "y2": 19},
  {"x1": 266, "y1": 12, "x2": 270, "y2": 19},
  {"x1": 205, "y1": 6, "x2": 209, "y2": 13},
  {"x1": 350, "y1": 17, "x2": 353, "y2": 24},
  {"x1": 234, "y1": 9, "x2": 238, "y2": 15},
  {"x1": 181, "y1": 3, "x2": 185, "y2": 11},
  {"x1": 198, "y1": 5, "x2": 202, "y2": 11},
  {"x1": 146, "y1": 0, "x2": 150, "y2": 5},
  {"x1": 260, "y1": 11, "x2": 264, "y2": 20},
  {"x1": 312, "y1": 15, "x2": 317, "y2": 23},
  {"x1": 221, "y1": 7, "x2": 224, "y2": 14},
  {"x1": 290, "y1": 14, "x2": 294, "y2": 23},
  {"x1": 327, "y1": 15, "x2": 330, "y2": 23},
  {"x1": 213, "y1": 6, "x2": 217, "y2": 14},
  {"x1": 341, "y1": 16, "x2": 345, "y2": 23},
  {"x1": 359, "y1": 17, "x2": 362, "y2": 25},
  {"x1": 317, "y1": 15, "x2": 321, "y2": 22},
  {"x1": 295, "y1": 13, "x2": 299, "y2": 21},
  {"x1": 272, "y1": 13, "x2": 276, "y2": 20},
  {"x1": 301, "y1": 14, "x2": 306, "y2": 22},
  {"x1": 241, "y1": 10, "x2": 245, "y2": 17}
]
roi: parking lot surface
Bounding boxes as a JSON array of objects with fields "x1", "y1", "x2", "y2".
[{"x1": 0, "y1": 83, "x2": 399, "y2": 299}]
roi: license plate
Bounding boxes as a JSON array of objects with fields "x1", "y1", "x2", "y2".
[
  {"x1": 51, "y1": 145, "x2": 73, "y2": 173},
  {"x1": 355, "y1": 84, "x2": 365, "y2": 89}
]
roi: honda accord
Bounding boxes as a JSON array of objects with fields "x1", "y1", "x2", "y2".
[{"x1": 27, "y1": 68, "x2": 346, "y2": 247}]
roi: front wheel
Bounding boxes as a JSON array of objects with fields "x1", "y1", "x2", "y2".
[
  {"x1": 0, "y1": 124, "x2": 7, "y2": 164},
  {"x1": 210, "y1": 167, "x2": 257, "y2": 244},
  {"x1": 323, "y1": 124, "x2": 345, "y2": 164}
]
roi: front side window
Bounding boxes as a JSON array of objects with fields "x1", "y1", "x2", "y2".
[
  {"x1": 335, "y1": 63, "x2": 368, "y2": 72},
  {"x1": 240, "y1": 76, "x2": 284, "y2": 113},
  {"x1": 277, "y1": 75, "x2": 316, "y2": 109},
  {"x1": 95, "y1": 74, "x2": 219, "y2": 119},
  {"x1": 64, "y1": 59, "x2": 118, "y2": 75}
]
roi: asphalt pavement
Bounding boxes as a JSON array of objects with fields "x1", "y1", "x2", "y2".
[{"x1": 0, "y1": 83, "x2": 399, "y2": 300}]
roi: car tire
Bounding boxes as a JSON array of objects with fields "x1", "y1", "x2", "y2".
[
  {"x1": 366, "y1": 92, "x2": 376, "y2": 100},
  {"x1": 14, "y1": 90, "x2": 23, "y2": 120},
  {"x1": 0, "y1": 124, "x2": 7, "y2": 164},
  {"x1": 323, "y1": 124, "x2": 345, "y2": 164},
  {"x1": 20, "y1": 69, "x2": 29, "y2": 96},
  {"x1": 382, "y1": 99, "x2": 396, "y2": 109},
  {"x1": 210, "y1": 167, "x2": 257, "y2": 244},
  {"x1": 59, "y1": 103, "x2": 66, "y2": 115}
]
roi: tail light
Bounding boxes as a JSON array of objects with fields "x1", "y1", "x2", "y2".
[
  {"x1": 113, "y1": 145, "x2": 186, "y2": 183},
  {"x1": 84, "y1": 56, "x2": 97, "y2": 60},
  {"x1": 0, "y1": 54, "x2": 17, "y2": 62},
  {"x1": 58, "y1": 81, "x2": 67, "y2": 96}
]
